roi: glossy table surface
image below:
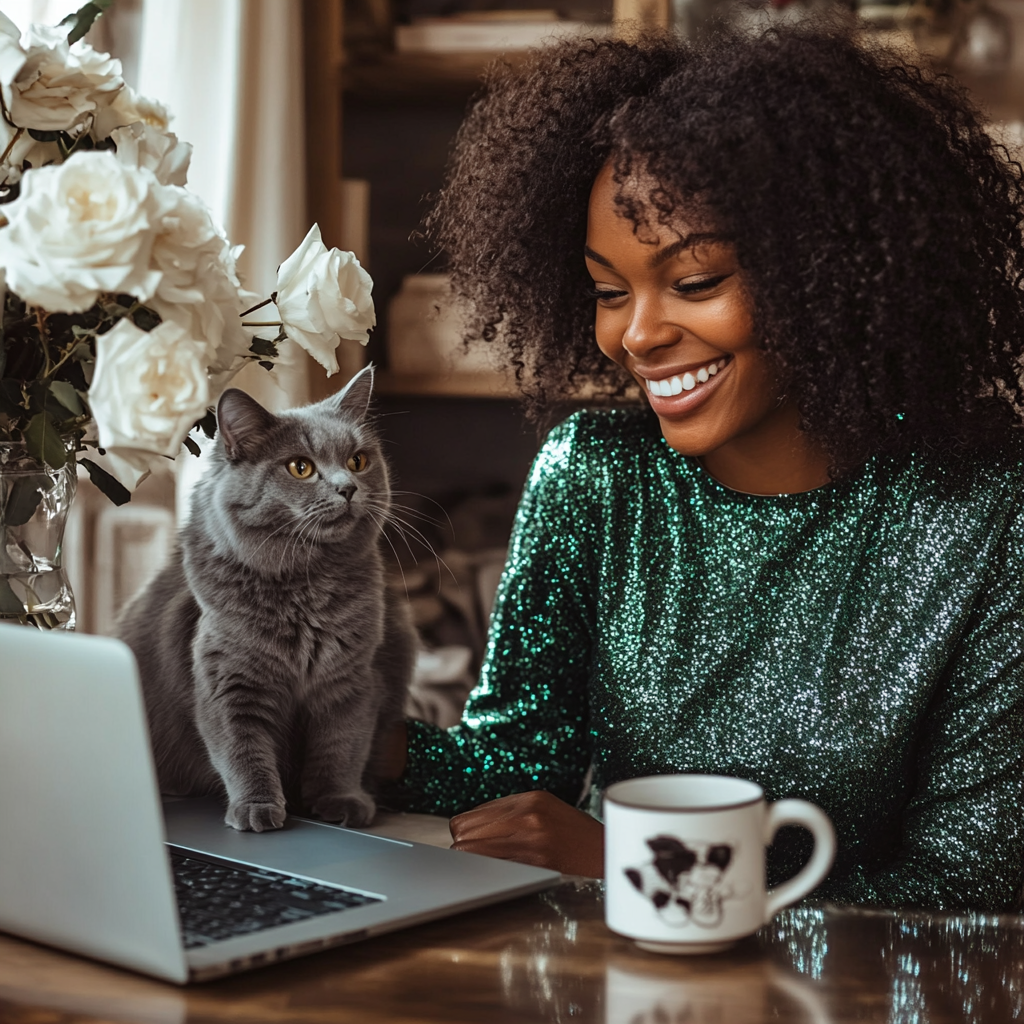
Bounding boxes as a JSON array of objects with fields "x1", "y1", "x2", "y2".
[{"x1": 2, "y1": 874, "x2": 1023, "y2": 1024}]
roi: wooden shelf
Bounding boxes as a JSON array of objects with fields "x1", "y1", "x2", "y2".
[
  {"x1": 375, "y1": 370, "x2": 520, "y2": 398},
  {"x1": 344, "y1": 51, "x2": 512, "y2": 101}
]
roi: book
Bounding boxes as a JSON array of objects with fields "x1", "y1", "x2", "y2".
[{"x1": 394, "y1": 16, "x2": 610, "y2": 54}]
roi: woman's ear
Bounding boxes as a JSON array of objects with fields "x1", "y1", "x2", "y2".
[{"x1": 216, "y1": 389, "x2": 277, "y2": 461}]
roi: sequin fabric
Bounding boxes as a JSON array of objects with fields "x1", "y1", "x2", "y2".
[{"x1": 403, "y1": 409, "x2": 1024, "y2": 910}]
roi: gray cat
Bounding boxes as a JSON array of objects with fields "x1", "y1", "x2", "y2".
[{"x1": 116, "y1": 365, "x2": 415, "y2": 832}]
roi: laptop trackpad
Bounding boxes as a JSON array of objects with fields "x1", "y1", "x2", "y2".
[{"x1": 163, "y1": 797, "x2": 411, "y2": 874}]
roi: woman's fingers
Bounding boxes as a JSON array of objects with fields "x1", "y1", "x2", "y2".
[{"x1": 448, "y1": 790, "x2": 605, "y2": 877}]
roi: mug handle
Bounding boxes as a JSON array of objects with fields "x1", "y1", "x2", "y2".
[{"x1": 762, "y1": 799, "x2": 837, "y2": 923}]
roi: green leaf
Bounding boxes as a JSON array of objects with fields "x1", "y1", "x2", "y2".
[
  {"x1": 99, "y1": 300, "x2": 130, "y2": 320},
  {"x1": 182, "y1": 435, "x2": 202, "y2": 458},
  {"x1": 195, "y1": 410, "x2": 217, "y2": 439},
  {"x1": 3, "y1": 474, "x2": 52, "y2": 527},
  {"x1": 49, "y1": 380, "x2": 84, "y2": 416},
  {"x1": 0, "y1": 576, "x2": 24, "y2": 616},
  {"x1": 249, "y1": 337, "x2": 279, "y2": 358},
  {"x1": 27, "y1": 128, "x2": 59, "y2": 142},
  {"x1": 80, "y1": 457, "x2": 130, "y2": 506},
  {"x1": 131, "y1": 305, "x2": 161, "y2": 331},
  {"x1": 60, "y1": 0, "x2": 114, "y2": 44},
  {"x1": 23, "y1": 412, "x2": 68, "y2": 469}
]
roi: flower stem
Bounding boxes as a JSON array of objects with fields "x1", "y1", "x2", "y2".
[
  {"x1": 239, "y1": 292, "x2": 278, "y2": 318},
  {"x1": 35, "y1": 308, "x2": 52, "y2": 376},
  {"x1": 242, "y1": 321, "x2": 284, "y2": 328},
  {"x1": 0, "y1": 126, "x2": 24, "y2": 167}
]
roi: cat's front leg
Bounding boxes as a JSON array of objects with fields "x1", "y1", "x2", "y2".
[
  {"x1": 301, "y1": 685, "x2": 379, "y2": 827},
  {"x1": 193, "y1": 640, "x2": 288, "y2": 832}
]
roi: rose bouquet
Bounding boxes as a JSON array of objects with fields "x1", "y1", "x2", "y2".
[{"x1": 0, "y1": 0, "x2": 375, "y2": 505}]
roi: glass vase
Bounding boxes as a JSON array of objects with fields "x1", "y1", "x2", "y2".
[{"x1": 0, "y1": 444, "x2": 77, "y2": 630}]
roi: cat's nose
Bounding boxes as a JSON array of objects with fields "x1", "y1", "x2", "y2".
[{"x1": 336, "y1": 484, "x2": 356, "y2": 503}]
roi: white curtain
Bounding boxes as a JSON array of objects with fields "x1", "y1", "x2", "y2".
[{"x1": 137, "y1": 0, "x2": 309, "y2": 410}]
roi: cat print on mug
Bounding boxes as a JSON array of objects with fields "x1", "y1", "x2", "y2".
[{"x1": 625, "y1": 836, "x2": 739, "y2": 929}]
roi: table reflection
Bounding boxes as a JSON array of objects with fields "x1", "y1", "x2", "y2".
[
  {"x1": 3, "y1": 882, "x2": 1024, "y2": 1023},
  {"x1": 491, "y1": 883, "x2": 1024, "y2": 1024},
  {"x1": 605, "y1": 958, "x2": 829, "y2": 1024}
]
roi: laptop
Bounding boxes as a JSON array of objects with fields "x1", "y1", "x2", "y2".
[{"x1": 0, "y1": 625, "x2": 560, "y2": 983}]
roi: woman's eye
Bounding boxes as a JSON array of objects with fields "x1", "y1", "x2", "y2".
[
  {"x1": 347, "y1": 452, "x2": 369, "y2": 472},
  {"x1": 673, "y1": 275, "x2": 727, "y2": 295},
  {"x1": 587, "y1": 287, "x2": 628, "y2": 304},
  {"x1": 287, "y1": 458, "x2": 316, "y2": 480}
]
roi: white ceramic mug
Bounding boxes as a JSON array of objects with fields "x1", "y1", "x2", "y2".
[{"x1": 604, "y1": 774, "x2": 836, "y2": 955}]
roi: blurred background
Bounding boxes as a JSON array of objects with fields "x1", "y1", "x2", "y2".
[{"x1": 18, "y1": 0, "x2": 1024, "y2": 719}]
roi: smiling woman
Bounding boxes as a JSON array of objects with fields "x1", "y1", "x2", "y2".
[
  {"x1": 585, "y1": 163, "x2": 831, "y2": 495},
  {"x1": 381, "y1": 25, "x2": 1024, "y2": 910}
]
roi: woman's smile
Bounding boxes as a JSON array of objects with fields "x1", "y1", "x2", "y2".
[{"x1": 641, "y1": 355, "x2": 731, "y2": 404}]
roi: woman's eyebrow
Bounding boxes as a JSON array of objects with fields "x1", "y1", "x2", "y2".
[
  {"x1": 651, "y1": 234, "x2": 724, "y2": 268},
  {"x1": 584, "y1": 245, "x2": 614, "y2": 268}
]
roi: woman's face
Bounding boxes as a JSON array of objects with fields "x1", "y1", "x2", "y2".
[{"x1": 586, "y1": 163, "x2": 784, "y2": 460}]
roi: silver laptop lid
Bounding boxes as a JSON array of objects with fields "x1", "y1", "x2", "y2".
[{"x1": 0, "y1": 625, "x2": 188, "y2": 984}]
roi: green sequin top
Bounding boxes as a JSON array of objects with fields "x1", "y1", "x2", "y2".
[{"x1": 402, "y1": 409, "x2": 1024, "y2": 910}]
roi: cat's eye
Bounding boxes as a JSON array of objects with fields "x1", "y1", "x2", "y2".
[
  {"x1": 287, "y1": 458, "x2": 316, "y2": 480},
  {"x1": 347, "y1": 453, "x2": 369, "y2": 472}
]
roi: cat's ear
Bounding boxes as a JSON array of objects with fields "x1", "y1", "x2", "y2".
[
  {"x1": 333, "y1": 364, "x2": 375, "y2": 422},
  {"x1": 217, "y1": 389, "x2": 277, "y2": 461}
]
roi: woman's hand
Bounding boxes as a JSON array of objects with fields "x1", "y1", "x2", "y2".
[{"x1": 449, "y1": 790, "x2": 604, "y2": 877}]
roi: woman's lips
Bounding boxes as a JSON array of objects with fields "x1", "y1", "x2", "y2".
[{"x1": 641, "y1": 357, "x2": 732, "y2": 417}]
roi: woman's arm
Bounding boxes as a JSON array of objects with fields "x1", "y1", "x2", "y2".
[{"x1": 393, "y1": 416, "x2": 597, "y2": 819}]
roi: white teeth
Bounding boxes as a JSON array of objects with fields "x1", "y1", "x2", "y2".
[{"x1": 646, "y1": 359, "x2": 726, "y2": 397}]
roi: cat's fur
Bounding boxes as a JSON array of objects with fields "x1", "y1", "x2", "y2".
[{"x1": 117, "y1": 365, "x2": 415, "y2": 832}]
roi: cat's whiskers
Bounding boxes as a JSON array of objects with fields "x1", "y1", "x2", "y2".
[
  {"x1": 390, "y1": 491, "x2": 455, "y2": 536},
  {"x1": 362, "y1": 506, "x2": 412, "y2": 596},
  {"x1": 249, "y1": 508, "x2": 315, "y2": 559},
  {"x1": 364, "y1": 500, "x2": 455, "y2": 589},
  {"x1": 278, "y1": 506, "x2": 325, "y2": 577},
  {"x1": 387, "y1": 502, "x2": 445, "y2": 530}
]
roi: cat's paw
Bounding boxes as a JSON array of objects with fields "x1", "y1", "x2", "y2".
[
  {"x1": 309, "y1": 791, "x2": 376, "y2": 828},
  {"x1": 225, "y1": 800, "x2": 287, "y2": 832}
]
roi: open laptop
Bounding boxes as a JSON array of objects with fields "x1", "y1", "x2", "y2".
[{"x1": 0, "y1": 625, "x2": 560, "y2": 983}]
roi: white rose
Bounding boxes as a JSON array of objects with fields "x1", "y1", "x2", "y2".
[
  {"x1": 88, "y1": 318, "x2": 210, "y2": 459},
  {"x1": 0, "y1": 12, "x2": 26, "y2": 90},
  {"x1": 111, "y1": 121, "x2": 191, "y2": 186},
  {"x1": 0, "y1": 150, "x2": 161, "y2": 312},
  {"x1": 144, "y1": 183, "x2": 251, "y2": 379},
  {"x1": 93, "y1": 84, "x2": 171, "y2": 139},
  {"x1": 274, "y1": 223, "x2": 375, "y2": 375},
  {"x1": 5, "y1": 25, "x2": 124, "y2": 133},
  {"x1": 0, "y1": 116, "x2": 57, "y2": 185}
]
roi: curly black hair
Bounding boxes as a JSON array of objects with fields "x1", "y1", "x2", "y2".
[{"x1": 424, "y1": 25, "x2": 1024, "y2": 475}]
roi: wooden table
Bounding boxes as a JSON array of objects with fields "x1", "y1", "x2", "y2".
[{"x1": 2, "y1": 874, "x2": 1023, "y2": 1023}]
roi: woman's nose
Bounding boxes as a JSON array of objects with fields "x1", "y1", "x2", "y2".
[{"x1": 621, "y1": 295, "x2": 678, "y2": 356}]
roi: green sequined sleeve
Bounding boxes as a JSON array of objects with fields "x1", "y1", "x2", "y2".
[
  {"x1": 814, "y1": 494, "x2": 1024, "y2": 909},
  {"x1": 401, "y1": 417, "x2": 595, "y2": 815}
]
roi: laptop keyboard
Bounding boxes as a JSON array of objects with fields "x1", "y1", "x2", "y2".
[{"x1": 170, "y1": 852, "x2": 382, "y2": 949}]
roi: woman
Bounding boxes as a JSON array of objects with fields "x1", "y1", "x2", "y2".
[{"x1": 382, "y1": 25, "x2": 1024, "y2": 910}]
